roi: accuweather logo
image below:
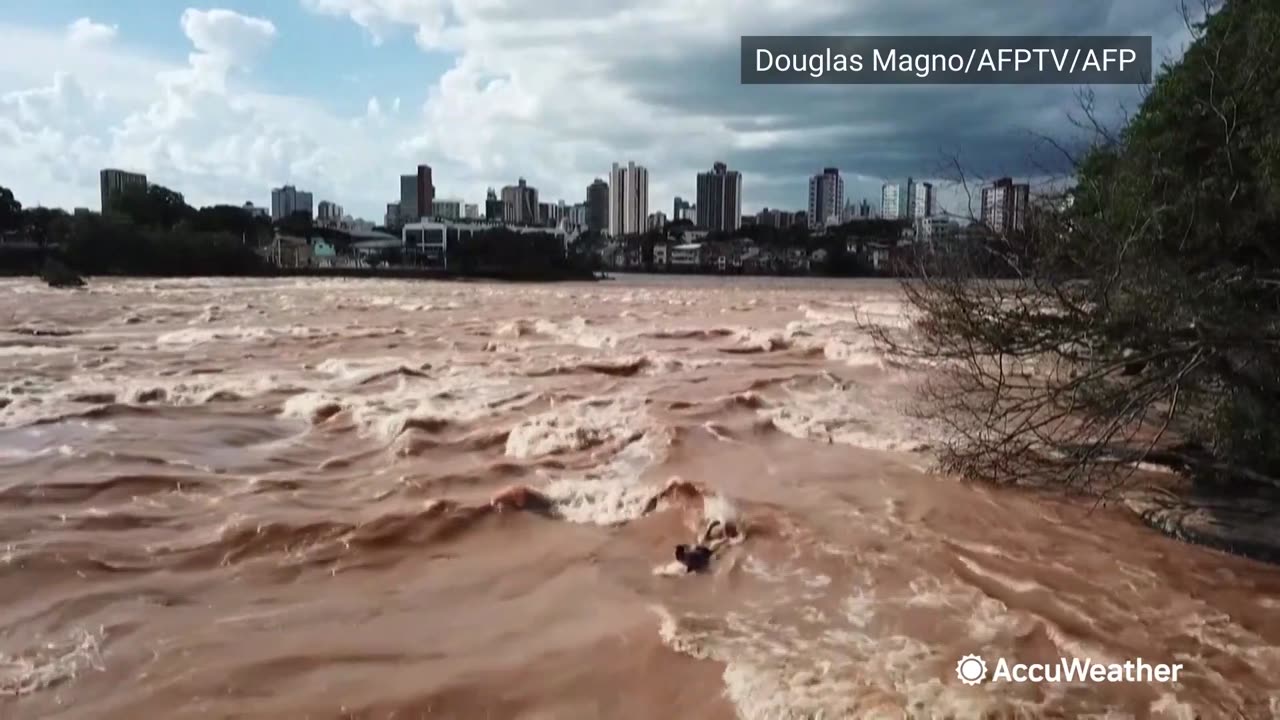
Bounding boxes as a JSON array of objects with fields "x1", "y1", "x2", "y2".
[{"x1": 955, "y1": 654, "x2": 1184, "y2": 685}]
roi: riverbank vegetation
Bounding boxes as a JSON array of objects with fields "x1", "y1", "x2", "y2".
[
  {"x1": 0, "y1": 185, "x2": 595, "y2": 281},
  {"x1": 885, "y1": 0, "x2": 1280, "y2": 501}
]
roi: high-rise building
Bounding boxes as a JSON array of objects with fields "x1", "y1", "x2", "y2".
[
  {"x1": 501, "y1": 178, "x2": 538, "y2": 225},
  {"x1": 909, "y1": 181, "x2": 934, "y2": 219},
  {"x1": 881, "y1": 182, "x2": 903, "y2": 220},
  {"x1": 317, "y1": 201, "x2": 344, "y2": 223},
  {"x1": 647, "y1": 211, "x2": 668, "y2": 231},
  {"x1": 416, "y1": 165, "x2": 435, "y2": 223},
  {"x1": 859, "y1": 199, "x2": 872, "y2": 219},
  {"x1": 609, "y1": 162, "x2": 648, "y2": 237},
  {"x1": 569, "y1": 203, "x2": 589, "y2": 228},
  {"x1": 431, "y1": 198, "x2": 462, "y2": 220},
  {"x1": 399, "y1": 175, "x2": 419, "y2": 223},
  {"x1": 242, "y1": 202, "x2": 269, "y2": 219},
  {"x1": 981, "y1": 177, "x2": 1030, "y2": 235},
  {"x1": 464, "y1": 203, "x2": 480, "y2": 220},
  {"x1": 99, "y1": 169, "x2": 147, "y2": 213},
  {"x1": 756, "y1": 208, "x2": 783, "y2": 228},
  {"x1": 271, "y1": 185, "x2": 314, "y2": 221},
  {"x1": 807, "y1": 167, "x2": 844, "y2": 229},
  {"x1": 586, "y1": 178, "x2": 609, "y2": 233},
  {"x1": 673, "y1": 197, "x2": 693, "y2": 222},
  {"x1": 485, "y1": 188, "x2": 503, "y2": 221},
  {"x1": 385, "y1": 202, "x2": 401, "y2": 228},
  {"x1": 540, "y1": 200, "x2": 569, "y2": 227},
  {"x1": 696, "y1": 161, "x2": 742, "y2": 232}
]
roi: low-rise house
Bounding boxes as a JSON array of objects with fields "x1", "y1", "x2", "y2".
[
  {"x1": 652, "y1": 241, "x2": 670, "y2": 268},
  {"x1": 786, "y1": 247, "x2": 810, "y2": 271},
  {"x1": 669, "y1": 243, "x2": 702, "y2": 270},
  {"x1": 267, "y1": 235, "x2": 313, "y2": 268},
  {"x1": 863, "y1": 241, "x2": 893, "y2": 272}
]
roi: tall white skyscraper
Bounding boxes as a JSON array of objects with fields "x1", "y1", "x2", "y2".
[
  {"x1": 807, "y1": 167, "x2": 844, "y2": 229},
  {"x1": 909, "y1": 181, "x2": 934, "y2": 218},
  {"x1": 609, "y1": 161, "x2": 648, "y2": 237},
  {"x1": 880, "y1": 183, "x2": 903, "y2": 220}
]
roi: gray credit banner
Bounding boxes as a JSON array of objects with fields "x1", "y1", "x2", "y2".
[{"x1": 741, "y1": 36, "x2": 1152, "y2": 85}]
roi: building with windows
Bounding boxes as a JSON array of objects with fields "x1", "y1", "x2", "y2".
[
  {"x1": 981, "y1": 177, "x2": 1030, "y2": 235},
  {"x1": 317, "y1": 201, "x2": 344, "y2": 224},
  {"x1": 586, "y1": 178, "x2": 609, "y2": 233},
  {"x1": 484, "y1": 188, "x2": 503, "y2": 221},
  {"x1": 880, "y1": 178, "x2": 917, "y2": 220},
  {"x1": 673, "y1": 197, "x2": 693, "y2": 222},
  {"x1": 99, "y1": 169, "x2": 147, "y2": 213},
  {"x1": 415, "y1": 165, "x2": 434, "y2": 222},
  {"x1": 696, "y1": 162, "x2": 742, "y2": 232},
  {"x1": 501, "y1": 178, "x2": 539, "y2": 225},
  {"x1": 464, "y1": 203, "x2": 480, "y2": 220},
  {"x1": 807, "y1": 167, "x2": 844, "y2": 229},
  {"x1": 910, "y1": 181, "x2": 934, "y2": 218},
  {"x1": 271, "y1": 185, "x2": 314, "y2": 221},
  {"x1": 609, "y1": 162, "x2": 648, "y2": 237},
  {"x1": 399, "y1": 175, "x2": 419, "y2": 223},
  {"x1": 431, "y1": 198, "x2": 462, "y2": 220}
]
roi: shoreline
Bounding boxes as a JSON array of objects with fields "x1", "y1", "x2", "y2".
[{"x1": 6, "y1": 266, "x2": 602, "y2": 284}]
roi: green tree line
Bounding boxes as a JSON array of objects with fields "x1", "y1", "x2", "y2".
[
  {"x1": 1, "y1": 183, "x2": 270, "y2": 276},
  {"x1": 887, "y1": 0, "x2": 1280, "y2": 496}
]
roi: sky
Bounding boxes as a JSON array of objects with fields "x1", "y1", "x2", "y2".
[{"x1": 0, "y1": 1, "x2": 1200, "y2": 221}]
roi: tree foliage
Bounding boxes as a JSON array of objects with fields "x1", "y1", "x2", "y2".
[
  {"x1": 0, "y1": 186, "x2": 21, "y2": 233},
  {"x1": 448, "y1": 228, "x2": 586, "y2": 278},
  {"x1": 883, "y1": 0, "x2": 1280, "y2": 493}
]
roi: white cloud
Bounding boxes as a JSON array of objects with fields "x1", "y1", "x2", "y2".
[
  {"x1": 67, "y1": 17, "x2": 119, "y2": 46},
  {"x1": 0, "y1": 11, "x2": 397, "y2": 217},
  {"x1": 0, "y1": 2, "x2": 1198, "y2": 220},
  {"x1": 180, "y1": 8, "x2": 276, "y2": 69}
]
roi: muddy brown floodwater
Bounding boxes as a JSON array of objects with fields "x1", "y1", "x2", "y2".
[{"x1": 1, "y1": 276, "x2": 1278, "y2": 719}]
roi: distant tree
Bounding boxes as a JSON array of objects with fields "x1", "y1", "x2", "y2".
[
  {"x1": 113, "y1": 183, "x2": 196, "y2": 229},
  {"x1": 275, "y1": 211, "x2": 313, "y2": 238},
  {"x1": 21, "y1": 207, "x2": 70, "y2": 246},
  {"x1": 0, "y1": 185, "x2": 22, "y2": 233}
]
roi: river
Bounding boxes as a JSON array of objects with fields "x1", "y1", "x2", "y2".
[{"x1": 2, "y1": 276, "x2": 1277, "y2": 719}]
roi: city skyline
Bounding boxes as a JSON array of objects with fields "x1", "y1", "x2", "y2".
[{"x1": 0, "y1": 3, "x2": 1200, "y2": 222}]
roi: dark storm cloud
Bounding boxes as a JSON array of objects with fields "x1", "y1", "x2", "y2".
[{"x1": 598, "y1": 0, "x2": 1193, "y2": 208}]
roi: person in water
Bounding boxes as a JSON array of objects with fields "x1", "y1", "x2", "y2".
[
  {"x1": 488, "y1": 477, "x2": 741, "y2": 573},
  {"x1": 674, "y1": 518, "x2": 739, "y2": 572}
]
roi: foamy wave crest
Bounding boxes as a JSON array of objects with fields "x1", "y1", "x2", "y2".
[
  {"x1": 532, "y1": 317, "x2": 618, "y2": 350},
  {"x1": 0, "y1": 627, "x2": 105, "y2": 697},
  {"x1": 506, "y1": 396, "x2": 647, "y2": 459},
  {"x1": 284, "y1": 367, "x2": 535, "y2": 441},
  {"x1": 1, "y1": 372, "x2": 304, "y2": 428},
  {"x1": 157, "y1": 326, "x2": 316, "y2": 347},
  {"x1": 523, "y1": 352, "x2": 724, "y2": 378},
  {"x1": 760, "y1": 376, "x2": 933, "y2": 452},
  {"x1": 313, "y1": 357, "x2": 432, "y2": 386},
  {"x1": 0, "y1": 344, "x2": 72, "y2": 358},
  {"x1": 539, "y1": 431, "x2": 669, "y2": 525}
]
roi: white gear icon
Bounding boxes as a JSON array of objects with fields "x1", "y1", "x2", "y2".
[{"x1": 955, "y1": 654, "x2": 988, "y2": 685}]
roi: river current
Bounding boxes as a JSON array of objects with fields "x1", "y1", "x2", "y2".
[{"x1": 1, "y1": 276, "x2": 1277, "y2": 719}]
